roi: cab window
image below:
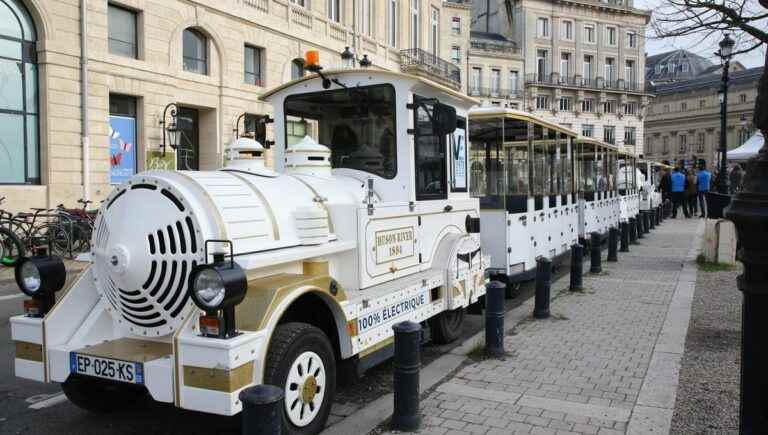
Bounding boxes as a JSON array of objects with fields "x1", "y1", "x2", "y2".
[{"x1": 414, "y1": 95, "x2": 447, "y2": 200}]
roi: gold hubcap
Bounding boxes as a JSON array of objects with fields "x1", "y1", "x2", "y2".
[{"x1": 301, "y1": 376, "x2": 317, "y2": 403}]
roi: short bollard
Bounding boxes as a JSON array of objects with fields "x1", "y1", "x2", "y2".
[
  {"x1": 569, "y1": 244, "x2": 584, "y2": 291},
  {"x1": 485, "y1": 281, "x2": 506, "y2": 357},
  {"x1": 607, "y1": 227, "x2": 618, "y2": 262},
  {"x1": 620, "y1": 222, "x2": 630, "y2": 252},
  {"x1": 636, "y1": 215, "x2": 645, "y2": 239},
  {"x1": 649, "y1": 210, "x2": 656, "y2": 230},
  {"x1": 392, "y1": 321, "x2": 422, "y2": 432},
  {"x1": 589, "y1": 232, "x2": 602, "y2": 274},
  {"x1": 533, "y1": 257, "x2": 552, "y2": 319},
  {"x1": 239, "y1": 384, "x2": 284, "y2": 435},
  {"x1": 643, "y1": 212, "x2": 650, "y2": 234},
  {"x1": 629, "y1": 218, "x2": 638, "y2": 244}
]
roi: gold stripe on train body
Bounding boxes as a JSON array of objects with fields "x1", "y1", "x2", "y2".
[
  {"x1": 182, "y1": 362, "x2": 254, "y2": 393},
  {"x1": 15, "y1": 341, "x2": 43, "y2": 362},
  {"x1": 235, "y1": 273, "x2": 347, "y2": 332}
]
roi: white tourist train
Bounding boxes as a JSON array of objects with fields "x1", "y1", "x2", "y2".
[{"x1": 9, "y1": 60, "x2": 488, "y2": 434}]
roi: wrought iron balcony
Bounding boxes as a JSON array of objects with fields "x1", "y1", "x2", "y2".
[
  {"x1": 468, "y1": 87, "x2": 525, "y2": 99},
  {"x1": 525, "y1": 73, "x2": 646, "y2": 93},
  {"x1": 399, "y1": 48, "x2": 461, "y2": 90}
]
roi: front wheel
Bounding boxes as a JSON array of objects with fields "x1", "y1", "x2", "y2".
[
  {"x1": 264, "y1": 322, "x2": 336, "y2": 435},
  {"x1": 0, "y1": 227, "x2": 24, "y2": 267},
  {"x1": 429, "y1": 307, "x2": 466, "y2": 344}
]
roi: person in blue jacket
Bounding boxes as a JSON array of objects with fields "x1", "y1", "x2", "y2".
[
  {"x1": 697, "y1": 161, "x2": 712, "y2": 218},
  {"x1": 670, "y1": 166, "x2": 690, "y2": 218}
]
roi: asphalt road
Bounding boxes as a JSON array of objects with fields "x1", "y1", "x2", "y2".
[{"x1": 0, "y1": 263, "x2": 551, "y2": 435}]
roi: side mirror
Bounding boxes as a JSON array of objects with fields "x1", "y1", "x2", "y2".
[{"x1": 433, "y1": 103, "x2": 457, "y2": 136}]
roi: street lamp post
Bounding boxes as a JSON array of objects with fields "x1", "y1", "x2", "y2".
[
  {"x1": 160, "y1": 102, "x2": 180, "y2": 157},
  {"x1": 716, "y1": 34, "x2": 735, "y2": 194}
]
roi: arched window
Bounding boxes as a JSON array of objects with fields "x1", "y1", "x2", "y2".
[
  {"x1": 183, "y1": 28, "x2": 207, "y2": 74},
  {"x1": 0, "y1": 0, "x2": 38, "y2": 184},
  {"x1": 291, "y1": 58, "x2": 304, "y2": 80}
]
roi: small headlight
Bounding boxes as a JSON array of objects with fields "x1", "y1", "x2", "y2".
[
  {"x1": 14, "y1": 254, "x2": 66, "y2": 316},
  {"x1": 19, "y1": 261, "x2": 42, "y2": 295},
  {"x1": 193, "y1": 268, "x2": 226, "y2": 310},
  {"x1": 188, "y1": 260, "x2": 247, "y2": 313}
]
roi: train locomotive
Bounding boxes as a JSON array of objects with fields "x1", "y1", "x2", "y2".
[{"x1": 9, "y1": 62, "x2": 487, "y2": 434}]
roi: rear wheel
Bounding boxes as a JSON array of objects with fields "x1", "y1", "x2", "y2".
[
  {"x1": 264, "y1": 322, "x2": 336, "y2": 435},
  {"x1": 430, "y1": 307, "x2": 466, "y2": 344},
  {"x1": 61, "y1": 376, "x2": 146, "y2": 413},
  {"x1": 0, "y1": 227, "x2": 24, "y2": 267}
]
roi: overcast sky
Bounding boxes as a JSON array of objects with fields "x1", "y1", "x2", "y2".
[{"x1": 635, "y1": 0, "x2": 765, "y2": 68}]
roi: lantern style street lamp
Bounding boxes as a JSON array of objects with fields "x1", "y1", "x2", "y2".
[
  {"x1": 340, "y1": 46, "x2": 355, "y2": 69},
  {"x1": 716, "y1": 33, "x2": 735, "y2": 193},
  {"x1": 160, "y1": 102, "x2": 180, "y2": 157}
]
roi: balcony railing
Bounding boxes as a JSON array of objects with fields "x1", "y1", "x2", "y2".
[
  {"x1": 468, "y1": 87, "x2": 525, "y2": 99},
  {"x1": 400, "y1": 48, "x2": 461, "y2": 89},
  {"x1": 525, "y1": 73, "x2": 646, "y2": 93}
]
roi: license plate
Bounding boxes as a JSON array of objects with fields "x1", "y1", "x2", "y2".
[{"x1": 69, "y1": 353, "x2": 144, "y2": 385}]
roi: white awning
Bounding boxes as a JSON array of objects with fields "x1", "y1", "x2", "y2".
[{"x1": 727, "y1": 131, "x2": 764, "y2": 161}]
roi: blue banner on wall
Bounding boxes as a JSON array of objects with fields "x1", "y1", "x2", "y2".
[{"x1": 109, "y1": 116, "x2": 136, "y2": 184}]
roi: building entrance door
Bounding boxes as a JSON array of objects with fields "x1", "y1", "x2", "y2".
[{"x1": 177, "y1": 107, "x2": 199, "y2": 170}]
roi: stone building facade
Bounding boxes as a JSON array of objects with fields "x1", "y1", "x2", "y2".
[
  {"x1": 0, "y1": 0, "x2": 464, "y2": 211},
  {"x1": 644, "y1": 66, "x2": 762, "y2": 167}
]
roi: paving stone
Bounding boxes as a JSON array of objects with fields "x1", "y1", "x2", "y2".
[{"x1": 443, "y1": 419, "x2": 467, "y2": 430}]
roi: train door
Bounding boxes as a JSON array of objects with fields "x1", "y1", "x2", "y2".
[
  {"x1": 562, "y1": 135, "x2": 578, "y2": 248},
  {"x1": 505, "y1": 118, "x2": 533, "y2": 278},
  {"x1": 578, "y1": 141, "x2": 597, "y2": 239},
  {"x1": 531, "y1": 124, "x2": 549, "y2": 259}
]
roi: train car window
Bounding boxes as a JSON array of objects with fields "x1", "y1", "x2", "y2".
[
  {"x1": 532, "y1": 124, "x2": 546, "y2": 210},
  {"x1": 414, "y1": 95, "x2": 447, "y2": 200},
  {"x1": 560, "y1": 133, "x2": 573, "y2": 204},
  {"x1": 284, "y1": 84, "x2": 397, "y2": 179},
  {"x1": 547, "y1": 129, "x2": 558, "y2": 208},
  {"x1": 596, "y1": 149, "x2": 607, "y2": 194},
  {"x1": 504, "y1": 118, "x2": 528, "y2": 214},
  {"x1": 580, "y1": 142, "x2": 597, "y2": 201},
  {"x1": 470, "y1": 118, "x2": 505, "y2": 209}
]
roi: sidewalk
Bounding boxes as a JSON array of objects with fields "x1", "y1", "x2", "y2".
[{"x1": 383, "y1": 218, "x2": 704, "y2": 435}]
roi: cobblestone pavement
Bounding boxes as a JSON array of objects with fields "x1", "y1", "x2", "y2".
[{"x1": 383, "y1": 218, "x2": 703, "y2": 435}]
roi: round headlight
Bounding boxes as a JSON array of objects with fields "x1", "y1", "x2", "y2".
[
  {"x1": 193, "y1": 268, "x2": 226, "y2": 310},
  {"x1": 19, "y1": 261, "x2": 42, "y2": 295}
]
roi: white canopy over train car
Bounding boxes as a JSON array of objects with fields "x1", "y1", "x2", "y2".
[{"x1": 728, "y1": 131, "x2": 764, "y2": 161}]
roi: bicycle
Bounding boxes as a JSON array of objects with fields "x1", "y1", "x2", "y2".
[{"x1": 0, "y1": 197, "x2": 24, "y2": 266}]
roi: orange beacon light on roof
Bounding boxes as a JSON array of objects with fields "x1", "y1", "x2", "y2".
[{"x1": 304, "y1": 50, "x2": 321, "y2": 71}]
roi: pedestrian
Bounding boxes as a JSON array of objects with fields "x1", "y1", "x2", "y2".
[
  {"x1": 697, "y1": 160, "x2": 712, "y2": 218},
  {"x1": 670, "y1": 166, "x2": 690, "y2": 218},
  {"x1": 729, "y1": 164, "x2": 744, "y2": 193},
  {"x1": 686, "y1": 168, "x2": 698, "y2": 216},
  {"x1": 660, "y1": 161, "x2": 672, "y2": 204}
]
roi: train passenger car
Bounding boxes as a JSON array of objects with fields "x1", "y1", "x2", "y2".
[
  {"x1": 468, "y1": 108, "x2": 578, "y2": 290},
  {"x1": 8, "y1": 61, "x2": 488, "y2": 434},
  {"x1": 575, "y1": 137, "x2": 619, "y2": 242},
  {"x1": 617, "y1": 150, "x2": 640, "y2": 223}
]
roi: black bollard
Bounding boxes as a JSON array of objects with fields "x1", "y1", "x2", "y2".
[
  {"x1": 589, "y1": 232, "x2": 602, "y2": 273},
  {"x1": 392, "y1": 321, "x2": 421, "y2": 432},
  {"x1": 533, "y1": 257, "x2": 552, "y2": 319},
  {"x1": 643, "y1": 212, "x2": 650, "y2": 234},
  {"x1": 485, "y1": 281, "x2": 506, "y2": 357},
  {"x1": 607, "y1": 227, "x2": 618, "y2": 262},
  {"x1": 569, "y1": 244, "x2": 584, "y2": 291},
  {"x1": 240, "y1": 384, "x2": 284, "y2": 435},
  {"x1": 649, "y1": 210, "x2": 656, "y2": 230},
  {"x1": 620, "y1": 221, "x2": 630, "y2": 252},
  {"x1": 629, "y1": 218, "x2": 638, "y2": 244},
  {"x1": 637, "y1": 214, "x2": 645, "y2": 239},
  {"x1": 724, "y1": 142, "x2": 768, "y2": 434}
]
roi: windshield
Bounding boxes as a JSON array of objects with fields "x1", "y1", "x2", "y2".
[{"x1": 284, "y1": 84, "x2": 397, "y2": 179}]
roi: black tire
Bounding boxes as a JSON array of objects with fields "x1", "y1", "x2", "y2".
[
  {"x1": 264, "y1": 322, "x2": 336, "y2": 435},
  {"x1": 429, "y1": 307, "x2": 466, "y2": 344},
  {"x1": 61, "y1": 375, "x2": 146, "y2": 413},
  {"x1": 0, "y1": 227, "x2": 24, "y2": 267}
]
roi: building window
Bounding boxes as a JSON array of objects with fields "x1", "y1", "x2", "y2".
[
  {"x1": 109, "y1": 94, "x2": 138, "y2": 184},
  {"x1": 624, "y1": 127, "x2": 636, "y2": 145},
  {"x1": 604, "y1": 126, "x2": 616, "y2": 145},
  {"x1": 108, "y1": 3, "x2": 138, "y2": 58},
  {"x1": 410, "y1": 0, "x2": 420, "y2": 49},
  {"x1": 387, "y1": 0, "x2": 397, "y2": 47},
  {"x1": 624, "y1": 102, "x2": 637, "y2": 115},
  {"x1": 584, "y1": 24, "x2": 595, "y2": 43},
  {"x1": 244, "y1": 45, "x2": 264, "y2": 86},
  {"x1": 0, "y1": 0, "x2": 39, "y2": 184},
  {"x1": 606, "y1": 26, "x2": 617, "y2": 46},
  {"x1": 663, "y1": 104, "x2": 670, "y2": 113},
  {"x1": 699, "y1": 99, "x2": 706, "y2": 109},
  {"x1": 328, "y1": 0, "x2": 341, "y2": 22},
  {"x1": 509, "y1": 70, "x2": 519, "y2": 92},
  {"x1": 537, "y1": 17, "x2": 550, "y2": 38},
  {"x1": 647, "y1": 139, "x2": 653, "y2": 155},
  {"x1": 451, "y1": 16, "x2": 461, "y2": 34},
  {"x1": 581, "y1": 98, "x2": 594, "y2": 112},
  {"x1": 663, "y1": 137, "x2": 669, "y2": 154},
  {"x1": 559, "y1": 96, "x2": 572, "y2": 111},
  {"x1": 626, "y1": 31, "x2": 636, "y2": 48},
  {"x1": 583, "y1": 55, "x2": 593, "y2": 80},
  {"x1": 582, "y1": 124, "x2": 594, "y2": 137},
  {"x1": 451, "y1": 46, "x2": 460, "y2": 64},
  {"x1": 560, "y1": 52, "x2": 571, "y2": 78},
  {"x1": 357, "y1": 0, "x2": 372, "y2": 37},
  {"x1": 603, "y1": 100, "x2": 616, "y2": 114},
  {"x1": 471, "y1": 67, "x2": 482, "y2": 94},
  {"x1": 490, "y1": 69, "x2": 501, "y2": 97},
  {"x1": 561, "y1": 20, "x2": 573, "y2": 40},
  {"x1": 679, "y1": 134, "x2": 687, "y2": 153},
  {"x1": 740, "y1": 93, "x2": 747, "y2": 103},
  {"x1": 604, "y1": 57, "x2": 616, "y2": 82},
  {"x1": 681, "y1": 102, "x2": 687, "y2": 111},
  {"x1": 697, "y1": 132, "x2": 705, "y2": 153},
  {"x1": 429, "y1": 6, "x2": 439, "y2": 56},
  {"x1": 289, "y1": 0, "x2": 306, "y2": 7},
  {"x1": 536, "y1": 95, "x2": 549, "y2": 110},
  {"x1": 536, "y1": 49, "x2": 548, "y2": 80},
  {"x1": 183, "y1": 28, "x2": 208, "y2": 74},
  {"x1": 291, "y1": 58, "x2": 305, "y2": 80},
  {"x1": 625, "y1": 59, "x2": 636, "y2": 84}
]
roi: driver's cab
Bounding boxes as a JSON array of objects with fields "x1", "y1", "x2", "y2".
[{"x1": 260, "y1": 60, "x2": 478, "y2": 288}]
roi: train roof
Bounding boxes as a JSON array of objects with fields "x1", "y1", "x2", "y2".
[
  {"x1": 260, "y1": 68, "x2": 479, "y2": 106},
  {"x1": 469, "y1": 107, "x2": 578, "y2": 137},
  {"x1": 575, "y1": 136, "x2": 621, "y2": 152}
]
